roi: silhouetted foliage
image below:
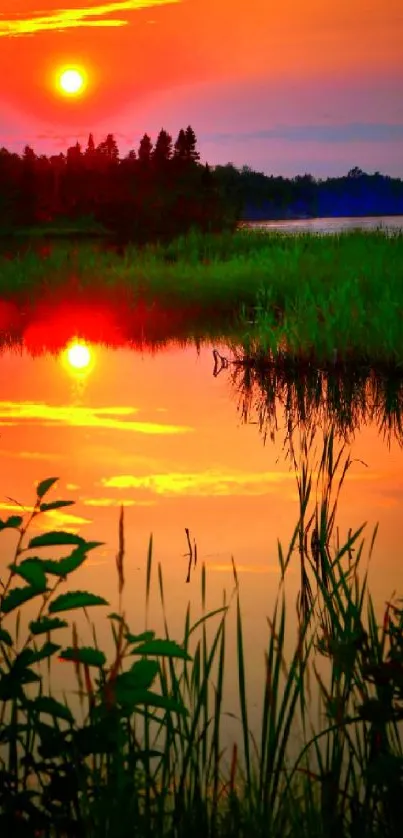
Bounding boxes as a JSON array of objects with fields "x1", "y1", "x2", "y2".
[{"x1": 0, "y1": 126, "x2": 402, "y2": 244}]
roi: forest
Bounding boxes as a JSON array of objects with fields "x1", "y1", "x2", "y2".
[{"x1": 1, "y1": 126, "x2": 402, "y2": 243}]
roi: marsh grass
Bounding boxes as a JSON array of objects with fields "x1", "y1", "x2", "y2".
[
  {"x1": 1, "y1": 227, "x2": 402, "y2": 365},
  {"x1": 1, "y1": 431, "x2": 403, "y2": 837}
]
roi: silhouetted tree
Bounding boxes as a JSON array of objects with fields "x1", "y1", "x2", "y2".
[
  {"x1": 173, "y1": 129, "x2": 187, "y2": 163},
  {"x1": 85, "y1": 133, "x2": 95, "y2": 157},
  {"x1": 97, "y1": 133, "x2": 119, "y2": 162},
  {"x1": 152, "y1": 128, "x2": 173, "y2": 169},
  {"x1": 184, "y1": 125, "x2": 200, "y2": 163},
  {"x1": 138, "y1": 133, "x2": 153, "y2": 166},
  {"x1": 348, "y1": 167, "x2": 365, "y2": 179},
  {"x1": 0, "y1": 128, "x2": 402, "y2": 238},
  {"x1": 20, "y1": 145, "x2": 38, "y2": 224}
]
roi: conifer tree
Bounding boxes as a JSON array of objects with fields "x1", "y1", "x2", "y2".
[{"x1": 138, "y1": 133, "x2": 153, "y2": 165}]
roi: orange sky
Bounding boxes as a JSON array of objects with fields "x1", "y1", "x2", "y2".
[{"x1": 0, "y1": 0, "x2": 402, "y2": 175}]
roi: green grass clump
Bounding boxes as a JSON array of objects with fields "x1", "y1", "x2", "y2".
[{"x1": 1, "y1": 429, "x2": 403, "y2": 836}]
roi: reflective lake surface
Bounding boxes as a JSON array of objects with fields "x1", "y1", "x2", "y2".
[
  {"x1": 1, "y1": 332, "x2": 403, "y2": 753},
  {"x1": 241, "y1": 214, "x2": 403, "y2": 234}
]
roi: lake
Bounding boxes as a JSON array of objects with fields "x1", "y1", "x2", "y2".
[
  {"x1": 1, "y1": 330, "x2": 403, "y2": 759},
  {"x1": 240, "y1": 214, "x2": 403, "y2": 234},
  {"x1": 1, "y1": 217, "x2": 403, "y2": 767}
]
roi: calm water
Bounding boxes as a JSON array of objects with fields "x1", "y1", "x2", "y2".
[
  {"x1": 241, "y1": 214, "x2": 403, "y2": 234},
  {"x1": 1, "y1": 335, "x2": 403, "y2": 754}
]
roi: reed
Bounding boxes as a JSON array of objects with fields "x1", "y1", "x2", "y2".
[{"x1": 0, "y1": 429, "x2": 402, "y2": 837}]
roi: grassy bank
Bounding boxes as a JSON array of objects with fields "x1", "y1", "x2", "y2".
[
  {"x1": 0, "y1": 227, "x2": 402, "y2": 366},
  {"x1": 1, "y1": 430, "x2": 402, "y2": 837}
]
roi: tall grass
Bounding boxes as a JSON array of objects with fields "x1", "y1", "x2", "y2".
[
  {"x1": 1, "y1": 429, "x2": 402, "y2": 836},
  {"x1": 1, "y1": 228, "x2": 402, "y2": 366}
]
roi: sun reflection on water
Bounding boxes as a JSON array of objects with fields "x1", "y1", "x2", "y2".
[{"x1": 61, "y1": 340, "x2": 95, "y2": 399}]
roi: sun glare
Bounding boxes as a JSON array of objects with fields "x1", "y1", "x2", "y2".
[
  {"x1": 58, "y1": 67, "x2": 86, "y2": 96},
  {"x1": 67, "y1": 342, "x2": 91, "y2": 370}
]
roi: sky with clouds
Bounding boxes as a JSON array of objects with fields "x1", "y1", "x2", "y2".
[{"x1": 0, "y1": 0, "x2": 402, "y2": 176}]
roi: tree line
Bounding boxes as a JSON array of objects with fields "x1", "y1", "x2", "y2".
[
  {"x1": 216, "y1": 164, "x2": 403, "y2": 220},
  {"x1": 1, "y1": 126, "x2": 402, "y2": 242},
  {"x1": 0, "y1": 127, "x2": 238, "y2": 243}
]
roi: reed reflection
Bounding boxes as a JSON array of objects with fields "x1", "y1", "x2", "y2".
[
  {"x1": 213, "y1": 347, "x2": 403, "y2": 450},
  {"x1": 212, "y1": 346, "x2": 403, "y2": 622}
]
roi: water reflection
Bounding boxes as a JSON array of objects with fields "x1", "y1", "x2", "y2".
[
  {"x1": 214, "y1": 347, "x2": 403, "y2": 450},
  {"x1": 1, "y1": 307, "x2": 403, "y2": 759},
  {"x1": 65, "y1": 341, "x2": 92, "y2": 373}
]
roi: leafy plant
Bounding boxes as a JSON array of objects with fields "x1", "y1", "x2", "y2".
[{"x1": 0, "y1": 478, "x2": 191, "y2": 836}]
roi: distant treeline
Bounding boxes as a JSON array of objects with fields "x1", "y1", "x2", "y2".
[
  {"x1": 0, "y1": 128, "x2": 402, "y2": 243},
  {"x1": 223, "y1": 164, "x2": 403, "y2": 220}
]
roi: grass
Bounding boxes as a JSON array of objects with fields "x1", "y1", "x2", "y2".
[
  {"x1": 0, "y1": 215, "x2": 111, "y2": 238},
  {"x1": 0, "y1": 227, "x2": 402, "y2": 367},
  {"x1": 1, "y1": 429, "x2": 403, "y2": 837}
]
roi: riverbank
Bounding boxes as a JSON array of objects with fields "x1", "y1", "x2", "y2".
[{"x1": 1, "y1": 227, "x2": 402, "y2": 368}]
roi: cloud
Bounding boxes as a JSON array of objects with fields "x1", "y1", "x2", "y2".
[
  {"x1": 0, "y1": 0, "x2": 180, "y2": 37},
  {"x1": 0, "y1": 502, "x2": 90, "y2": 529},
  {"x1": 0, "y1": 448, "x2": 65, "y2": 461},
  {"x1": 82, "y1": 497, "x2": 156, "y2": 507},
  {"x1": 39, "y1": 508, "x2": 92, "y2": 528},
  {"x1": 0, "y1": 402, "x2": 193, "y2": 435},
  {"x1": 0, "y1": 502, "x2": 34, "y2": 513},
  {"x1": 204, "y1": 123, "x2": 403, "y2": 144},
  {"x1": 102, "y1": 469, "x2": 295, "y2": 497}
]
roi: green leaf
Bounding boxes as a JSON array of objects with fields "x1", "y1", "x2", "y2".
[
  {"x1": 15, "y1": 642, "x2": 61, "y2": 669},
  {"x1": 1, "y1": 585, "x2": 41, "y2": 615},
  {"x1": 0, "y1": 515, "x2": 23, "y2": 531},
  {"x1": 8, "y1": 558, "x2": 47, "y2": 591},
  {"x1": 108, "y1": 612, "x2": 128, "y2": 624},
  {"x1": 49, "y1": 591, "x2": 109, "y2": 613},
  {"x1": 30, "y1": 641, "x2": 61, "y2": 665},
  {"x1": 29, "y1": 616, "x2": 68, "y2": 635},
  {"x1": 0, "y1": 668, "x2": 41, "y2": 700},
  {"x1": 36, "y1": 477, "x2": 59, "y2": 499},
  {"x1": 31, "y1": 696, "x2": 74, "y2": 723},
  {"x1": 0, "y1": 674, "x2": 23, "y2": 701},
  {"x1": 127, "y1": 659, "x2": 159, "y2": 689},
  {"x1": 130, "y1": 638, "x2": 192, "y2": 661},
  {"x1": 59, "y1": 646, "x2": 106, "y2": 667},
  {"x1": 114, "y1": 685, "x2": 188, "y2": 714},
  {"x1": 0, "y1": 627, "x2": 13, "y2": 646},
  {"x1": 124, "y1": 631, "x2": 155, "y2": 645},
  {"x1": 27, "y1": 531, "x2": 85, "y2": 549},
  {"x1": 40, "y1": 545, "x2": 102, "y2": 577},
  {"x1": 40, "y1": 500, "x2": 75, "y2": 512},
  {"x1": 37, "y1": 722, "x2": 71, "y2": 759}
]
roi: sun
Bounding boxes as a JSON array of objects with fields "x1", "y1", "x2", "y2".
[
  {"x1": 66, "y1": 342, "x2": 91, "y2": 370},
  {"x1": 58, "y1": 67, "x2": 86, "y2": 96}
]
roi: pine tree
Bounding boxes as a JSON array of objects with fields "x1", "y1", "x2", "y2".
[
  {"x1": 138, "y1": 133, "x2": 153, "y2": 165},
  {"x1": 85, "y1": 133, "x2": 95, "y2": 156},
  {"x1": 173, "y1": 129, "x2": 187, "y2": 162},
  {"x1": 184, "y1": 125, "x2": 200, "y2": 163},
  {"x1": 152, "y1": 129, "x2": 173, "y2": 166},
  {"x1": 97, "y1": 134, "x2": 119, "y2": 161}
]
